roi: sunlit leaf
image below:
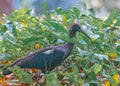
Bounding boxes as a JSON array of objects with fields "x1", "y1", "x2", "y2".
[
  {"x1": 34, "y1": 42, "x2": 43, "y2": 49},
  {"x1": 41, "y1": 25, "x2": 47, "y2": 31},
  {"x1": 93, "y1": 63, "x2": 102, "y2": 74},
  {"x1": 62, "y1": 15, "x2": 67, "y2": 23},
  {"x1": 21, "y1": 19, "x2": 28, "y2": 28},
  {"x1": 105, "y1": 9, "x2": 118, "y2": 25},
  {"x1": 105, "y1": 75, "x2": 119, "y2": 86},
  {"x1": 88, "y1": 63, "x2": 102, "y2": 74},
  {"x1": 108, "y1": 53, "x2": 117, "y2": 59},
  {"x1": 4, "y1": 32, "x2": 16, "y2": 44}
]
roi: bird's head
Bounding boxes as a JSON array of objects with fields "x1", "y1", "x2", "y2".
[
  {"x1": 71, "y1": 23, "x2": 82, "y2": 32},
  {"x1": 70, "y1": 23, "x2": 92, "y2": 41}
]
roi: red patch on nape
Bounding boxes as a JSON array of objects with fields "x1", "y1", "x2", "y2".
[{"x1": 71, "y1": 22, "x2": 77, "y2": 27}]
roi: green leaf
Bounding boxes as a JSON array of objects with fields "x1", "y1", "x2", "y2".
[
  {"x1": 19, "y1": 72, "x2": 33, "y2": 84},
  {"x1": 89, "y1": 71, "x2": 96, "y2": 80},
  {"x1": 95, "y1": 54, "x2": 109, "y2": 61},
  {"x1": 55, "y1": 7, "x2": 62, "y2": 14},
  {"x1": 4, "y1": 32, "x2": 16, "y2": 44},
  {"x1": 89, "y1": 80, "x2": 100, "y2": 86},
  {"x1": 116, "y1": 45, "x2": 120, "y2": 51},
  {"x1": 0, "y1": 70, "x2": 3, "y2": 78},
  {"x1": 49, "y1": 21, "x2": 66, "y2": 32},
  {"x1": 72, "y1": 7, "x2": 80, "y2": 17},
  {"x1": 44, "y1": 73, "x2": 58, "y2": 81},
  {"x1": 112, "y1": 67, "x2": 118, "y2": 75},
  {"x1": 44, "y1": 12, "x2": 51, "y2": 20},
  {"x1": 115, "y1": 18, "x2": 120, "y2": 26},
  {"x1": 0, "y1": 25, "x2": 7, "y2": 33},
  {"x1": 105, "y1": 9, "x2": 118, "y2": 25},
  {"x1": 44, "y1": 73, "x2": 59, "y2": 86},
  {"x1": 89, "y1": 63, "x2": 102, "y2": 74},
  {"x1": 12, "y1": 25, "x2": 18, "y2": 37},
  {"x1": 93, "y1": 63, "x2": 102, "y2": 74},
  {"x1": 58, "y1": 9, "x2": 72, "y2": 16},
  {"x1": 19, "y1": 36, "x2": 44, "y2": 44},
  {"x1": 89, "y1": 8, "x2": 95, "y2": 16},
  {"x1": 9, "y1": 66, "x2": 33, "y2": 84},
  {"x1": 80, "y1": 33, "x2": 91, "y2": 44},
  {"x1": 6, "y1": 23, "x2": 13, "y2": 31},
  {"x1": 107, "y1": 76, "x2": 117, "y2": 86},
  {"x1": 104, "y1": 44, "x2": 116, "y2": 53},
  {"x1": 90, "y1": 17, "x2": 106, "y2": 28},
  {"x1": 73, "y1": 65, "x2": 79, "y2": 74}
]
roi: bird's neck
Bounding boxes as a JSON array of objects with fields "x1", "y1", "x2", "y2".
[
  {"x1": 60, "y1": 30, "x2": 76, "y2": 57},
  {"x1": 62, "y1": 42, "x2": 74, "y2": 58},
  {"x1": 69, "y1": 30, "x2": 76, "y2": 38},
  {"x1": 68, "y1": 30, "x2": 76, "y2": 45},
  {"x1": 66, "y1": 29, "x2": 75, "y2": 52}
]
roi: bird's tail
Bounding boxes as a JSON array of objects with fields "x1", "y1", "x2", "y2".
[
  {"x1": 3, "y1": 68, "x2": 12, "y2": 75},
  {"x1": 3, "y1": 58, "x2": 22, "y2": 75}
]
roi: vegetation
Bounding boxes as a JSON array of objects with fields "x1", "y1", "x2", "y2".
[{"x1": 0, "y1": 7, "x2": 120, "y2": 86}]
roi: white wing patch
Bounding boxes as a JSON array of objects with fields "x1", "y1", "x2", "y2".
[{"x1": 43, "y1": 49, "x2": 54, "y2": 54}]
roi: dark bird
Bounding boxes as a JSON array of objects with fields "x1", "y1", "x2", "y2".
[{"x1": 3, "y1": 23, "x2": 91, "y2": 75}]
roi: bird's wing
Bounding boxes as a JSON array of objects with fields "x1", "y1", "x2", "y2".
[
  {"x1": 7, "y1": 47, "x2": 65, "y2": 72},
  {"x1": 8, "y1": 46, "x2": 54, "y2": 67}
]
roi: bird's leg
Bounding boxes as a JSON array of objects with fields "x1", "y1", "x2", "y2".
[
  {"x1": 48, "y1": 49, "x2": 54, "y2": 72},
  {"x1": 33, "y1": 70, "x2": 44, "y2": 86},
  {"x1": 37, "y1": 71, "x2": 43, "y2": 80},
  {"x1": 44, "y1": 55, "x2": 47, "y2": 73},
  {"x1": 23, "y1": 68, "x2": 29, "y2": 73}
]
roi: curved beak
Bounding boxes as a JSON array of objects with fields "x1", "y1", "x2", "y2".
[{"x1": 79, "y1": 29, "x2": 92, "y2": 42}]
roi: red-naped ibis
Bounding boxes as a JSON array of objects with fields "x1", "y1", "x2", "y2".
[{"x1": 3, "y1": 23, "x2": 91, "y2": 75}]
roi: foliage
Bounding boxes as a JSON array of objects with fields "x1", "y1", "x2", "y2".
[
  {"x1": 0, "y1": 7, "x2": 120, "y2": 85},
  {"x1": 9, "y1": 66, "x2": 33, "y2": 84}
]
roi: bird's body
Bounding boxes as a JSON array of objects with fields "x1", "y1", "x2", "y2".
[
  {"x1": 3, "y1": 43, "x2": 74, "y2": 75},
  {"x1": 3, "y1": 23, "x2": 91, "y2": 75}
]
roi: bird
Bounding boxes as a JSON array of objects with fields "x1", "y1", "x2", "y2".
[{"x1": 3, "y1": 23, "x2": 91, "y2": 75}]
